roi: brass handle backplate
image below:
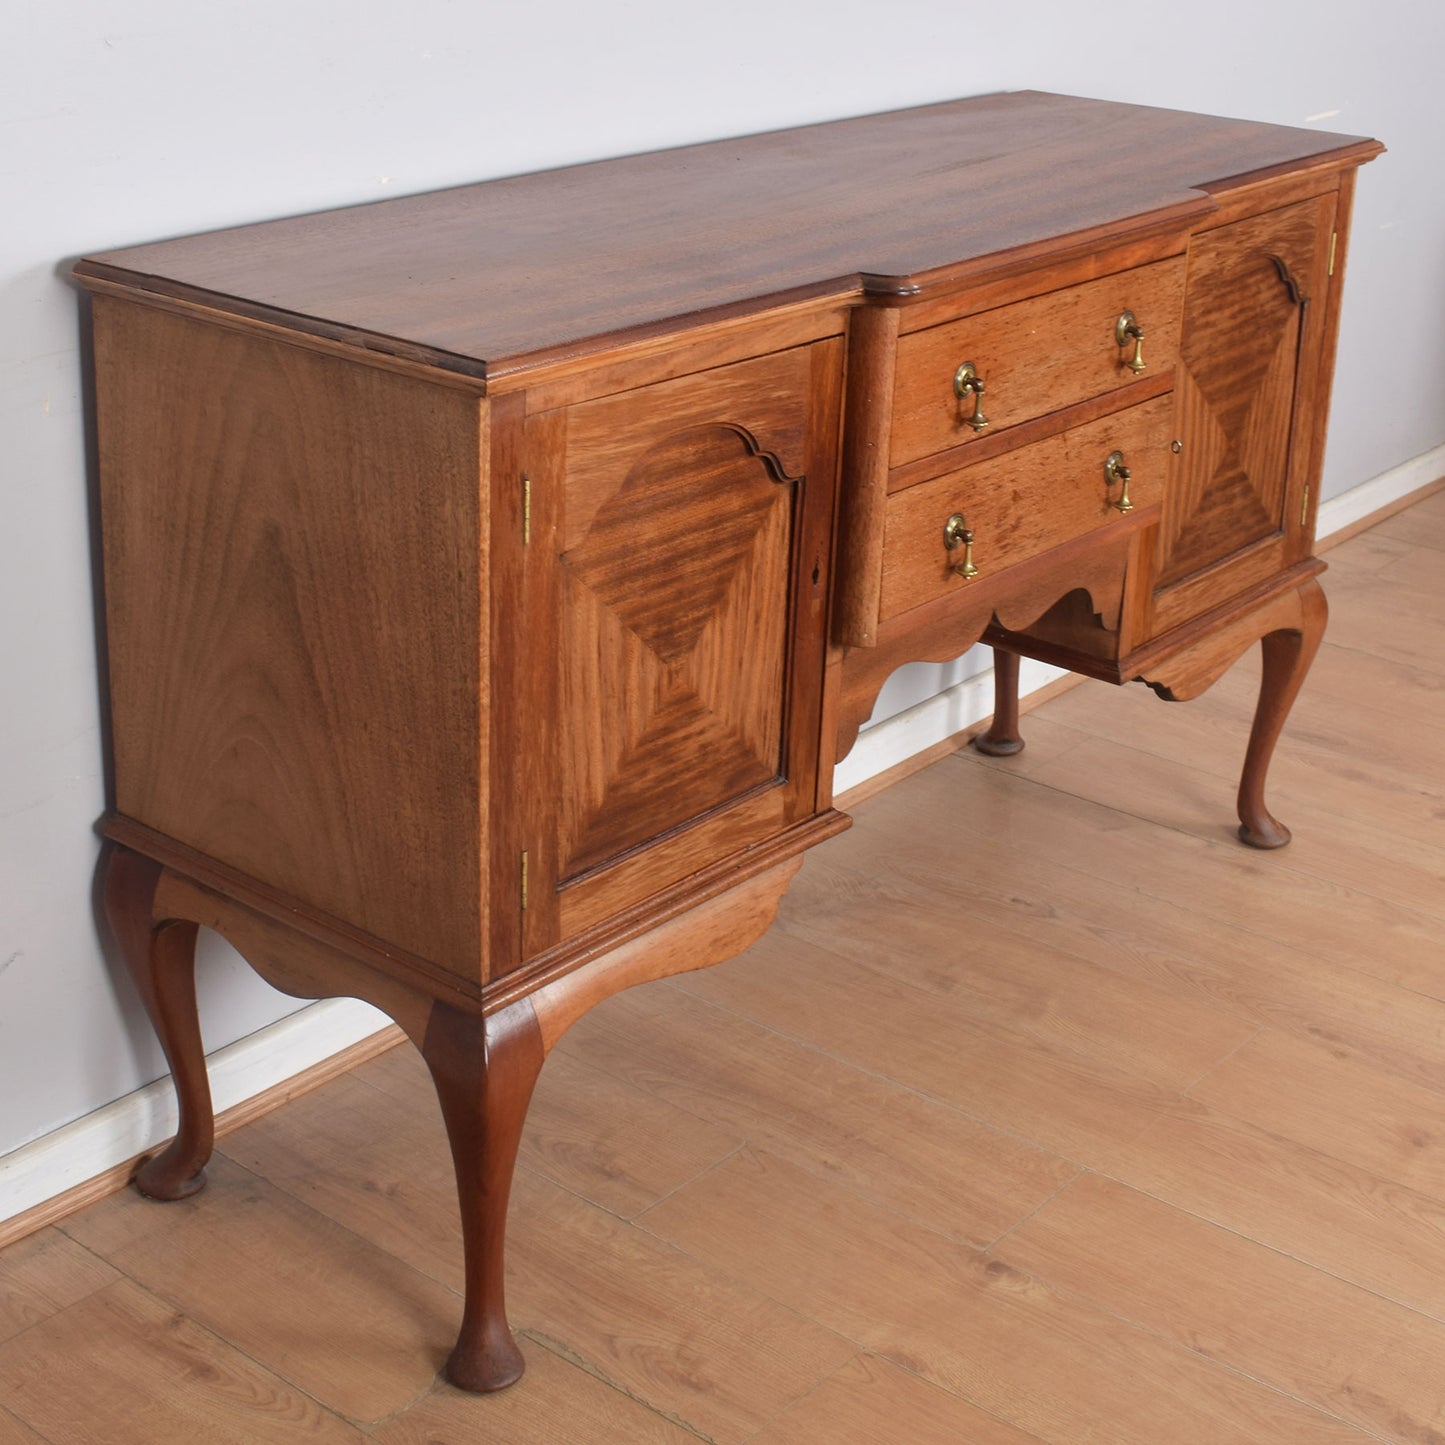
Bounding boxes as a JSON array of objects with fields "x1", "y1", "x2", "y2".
[
  {"x1": 1115, "y1": 311, "x2": 1146, "y2": 374},
  {"x1": 1104, "y1": 450, "x2": 1134, "y2": 513},
  {"x1": 943, "y1": 512, "x2": 981, "y2": 579},
  {"x1": 952, "y1": 361, "x2": 990, "y2": 432}
]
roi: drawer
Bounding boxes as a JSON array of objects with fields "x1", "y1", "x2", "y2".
[
  {"x1": 879, "y1": 395, "x2": 1173, "y2": 621},
  {"x1": 890, "y1": 256, "x2": 1185, "y2": 468}
]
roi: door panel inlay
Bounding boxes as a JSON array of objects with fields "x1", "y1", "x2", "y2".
[{"x1": 558, "y1": 423, "x2": 796, "y2": 881}]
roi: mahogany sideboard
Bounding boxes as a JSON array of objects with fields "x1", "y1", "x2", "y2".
[{"x1": 74, "y1": 91, "x2": 1382, "y2": 1392}]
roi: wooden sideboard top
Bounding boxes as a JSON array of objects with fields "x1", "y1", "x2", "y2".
[{"x1": 73, "y1": 91, "x2": 1380, "y2": 382}]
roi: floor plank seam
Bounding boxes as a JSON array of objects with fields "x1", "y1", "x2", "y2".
[
  {"x1": 11, "y1": 495, "x2": 1445, "y2": 1442},
  {"x1": 980, "y1": 1164, "x2": 1087, "y2": 1256},
  {"x1": 623, "y1": 1140, "x2": 751, "y2": 1223},
  {"x1": 954, "y1": 652, "x2": 1445, "y2": 842},
  {"x1": 1087, "y1": 1161, "x2": 1445, "y2": 1332},
  {"x1": 1, "y1": 1268, "x2": 372, "y2": 1440},
  {"x1": 1319, "y1": 628, "x2": 1445, "y2": 681},
  {"x1": 204, "y1": 1145, "x2": 467, "y2": 1303},
  {"x1": 583, "y1": 996, "x2": 1099, "y2": 1249},
  {"x1": 935, "y1": 758, "x2": 1445, "y2": 1013},
  {"x1": 520, "y1": 1327, "x2": 720, "y2": 1443},
  {"x1": 662, "y1": 980, "x2": 1107, "y2": 1191},
  {"x1": 733, "y1": 1353, "x2": 857, "y2": 1444},
  {"x1": 979, "y1": 1233, "x2": 1400, "y2": 1444},
  {"x1": 1175, "y1": 1023, "x2": 1269, "y2": 1099}
]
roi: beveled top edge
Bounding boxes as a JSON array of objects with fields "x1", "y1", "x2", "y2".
[{"x1": 73, "y1": 91, "x2": 1382, "y2": 382}]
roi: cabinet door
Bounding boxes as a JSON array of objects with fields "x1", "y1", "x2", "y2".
[
  {"x1": 1148, "y1": 193, "x2": 1336, "y2": 634},
  {"x1": 516, "y1": 345, "x2": 840, "y2": 960}
]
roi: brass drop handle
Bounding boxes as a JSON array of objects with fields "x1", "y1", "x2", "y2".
[
  {"x1": 943, "y1": 512, "x2": 981, "y2": 579},
  {"x1": 1115, "y1": 311, "x2": 1146, "y2": 374},
  {"x1": 952, "y1": 361, "x2": 990, "y2": 432},
  {"x1": 1104, "y1": 450, "x2": 1134, "y2": 513}
]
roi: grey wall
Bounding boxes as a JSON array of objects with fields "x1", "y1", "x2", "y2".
[{"x1": 4, "y1": 0, "x2": 1442, "y2": 1162}]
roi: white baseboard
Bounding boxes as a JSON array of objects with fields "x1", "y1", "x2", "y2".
[
  {"x1": 0, "y1": 997, "x2": 389, "y2": 1226},
  {"x1": 833, "y1": 655, "x2": 1067, "y2": 795},
  {"x1": 1316, "y1": 443, "x2": 1445, "y2": 540},
  {"x1": 4, "y1": 444, "x2": 1440, "y2": 1232}
]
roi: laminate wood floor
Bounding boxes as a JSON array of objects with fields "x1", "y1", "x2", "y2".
[{"x1": 5, "y1": 486, "x2": 1445, "y2": 1443}]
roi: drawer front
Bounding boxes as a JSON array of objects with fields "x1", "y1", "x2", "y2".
[
  {"x1": 890, "y1": 257, "x2": 1185, "y2": 468},
  {"x1": 880, "y1": 396, "x2": 1173, "y2": 621}
]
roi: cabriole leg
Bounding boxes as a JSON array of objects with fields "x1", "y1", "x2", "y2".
[
  {"x1": 421, "y1": 996, "x2": 545, "y2": 1393},
  {"x1": 102, "y1": 844, "x2": 212, "y2": 1199},
  {"x1": 973, "y1": 647, "x2": 1025, "y2": 756},
  {"x1": 1237, "y1": 577, "x2": 1328, "y2": 849}
]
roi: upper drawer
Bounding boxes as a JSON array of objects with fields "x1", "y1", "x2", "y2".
[
  {"x1": 879, "y1": 394, "x2": 1173, "y2": 622},
  {"x1": 889, "y1": 256, "x2": 1186, "y2": 468}
]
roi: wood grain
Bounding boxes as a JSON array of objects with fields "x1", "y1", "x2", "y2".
[
  {"x1": 1373, "y1": 481, "x2": 1445, "y2": 552},
  {"x1": 786, "y1": 759, "x2": 1445, "y2": 1098},
  {"x1": 555, "y1": 411, "x2": 795, "y2": 878},
  {"x1": 60, "y1": 88, "x2": 1394, "y2": 1432},
  {"x1": 418, "y1": 997, "x2": 544, "y2": 1392},
  {"x1": 1033, "y1": 634, "x2": 1445, "y2": 859},
  {"x1": 1191, "y1": 1029, "x2": 1445, "y2": 1199},
  {"x1": 0, "y1": 1022, "x2": 404, "y2": 1254},
  {"x1": 1002, "y1": 1172, "x2": 1445, "y2": 1445},
  {"x1": 526, "y1": 340, "x2": 842, "y2": 949},
  {"x1": 0, "y1": 1228, "x2": 117, "y2": 1345},
  {"x1": 0, "y1": 1279, "x2": 368, "y2": 1444},
  {"x1": 370, "y1": 1337, "x2": 700, "y2": 1444},
  {"x1": 198, "y1": 1063, "x2": 852, "y2": 1439},
  {"x1": 74, "y1": 93, "x2": 1379, "y2": 379},
  {"x1": 677, "y1": 931, "x2": 1233, "y2": 1169},
  {"x1": 639, "y1": 1148, "x2": 1370, "y2": 1443},
  {"x1": 11, "y1": 490, "x2": 1440, "y2": 1443},
  {"x1": 859, "y1": 759, "x2": 1445, "y2": 1003},
  {"x1": 1018, "y1": 725, "x2": 1445, "y2": 934},
  {"x1": 503, "y1": 1169, "x2": 857, "y2": 1444},
  {"x1": 564, "y1": 983, "x2": 1077, "y2": 1247},
  {"x1": 60, "y1": 1156, "x2": 458, "y2": 1423},
  {"x1": 1105, "y1": 1096, "x2": 1445, "y2": 1322},
  {"x1": 832, "y1": 303, "x2": 901, "y2": 646},
  {"x1": 751, "y1": 1354, "x2": 1051, "y2": 1445},
  {"x1": 890, "y1": 254, "x2": 1183, "y2": 465},
  {"x1": 880, "y1": 395, "x2": 1171, "y2": 619},
  {"x1": 0, "y1": 1409, "x2": 48, "y2": 1445},
  {"x1": 527, "y1": 858, "x2": 803, "y2": 1053},
  {"x1": 1149, "y1": 193, "x2": 1335, "y2": 632},
  {"x1": 93, "y1": 296, "x2": 486, "y2": 982}
]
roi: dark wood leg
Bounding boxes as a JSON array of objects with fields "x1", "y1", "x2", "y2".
[
  {"x1": 102, "y1": 845, "x2": 213, "y2": 1200},
  {"x1": 1237, "y1": 577, "x2": 1328, "y2": 850},
  {"x1": 421, "y1": 996, "x2": 545, "y2": 1393},
  {"x1": 973, "y1": 647, "x2": 1025, "y2": 756}
]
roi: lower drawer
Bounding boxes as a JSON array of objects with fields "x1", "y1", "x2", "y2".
[{"x1": 878, "y1": 396, "x2": 1173, "y2": 621}]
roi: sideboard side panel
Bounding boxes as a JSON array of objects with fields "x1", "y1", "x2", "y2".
[{"x1": 93, "y1": 296, "x2": 487, "y2": 980}]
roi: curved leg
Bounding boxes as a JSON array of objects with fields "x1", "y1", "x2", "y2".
[
  {"x1": 421, "y1": 996, "x2": 545, "y2": 1393},
  {"x1": 974, "y1": 647, "x2": 1025, "y2": 757},
  {"x1": 102, "y1": 845, "x2": 213, "y2": 1199},
  {"x1": 1237, "y1": 578, "x2": 1328, "y2": 849}
]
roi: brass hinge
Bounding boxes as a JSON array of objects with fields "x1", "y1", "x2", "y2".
[
  {"x1": 1301, "y1": 485, "x2": 1311, "y2": 528},
  {"x1": 522, "y1": 474, "x2": 532, "y2": 545},
  {"x1": 1328, "y1": 232, "x2": 1337, "y2": 277},
  {"x1": 520, "y1": 849, "x2": 529, "y2": 911}
]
